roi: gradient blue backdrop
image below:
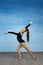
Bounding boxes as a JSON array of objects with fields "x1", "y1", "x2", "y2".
[{"x1": 0, "y1": 0, "x2": 43, "y2": 52}]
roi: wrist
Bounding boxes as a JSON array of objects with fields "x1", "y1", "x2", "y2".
[{"x1": 29, "y1": 21, "x2": 32, "y2": 25}]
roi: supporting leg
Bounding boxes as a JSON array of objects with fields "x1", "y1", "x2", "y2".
[{"x1": 17, "y1": 44, "x2": 22, "y2": 61}]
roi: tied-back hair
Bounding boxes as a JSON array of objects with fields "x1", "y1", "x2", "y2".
[{"x1": 26, "y1": 28, "x2": 30, "y2": 42}]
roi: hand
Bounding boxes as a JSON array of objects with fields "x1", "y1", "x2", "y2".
[
  {"x1": 29, "y1": 21, "x2": 32, "y2": 25},
  {"x1": 4, "y1": 32, "x2": 8, "y2": 34}
]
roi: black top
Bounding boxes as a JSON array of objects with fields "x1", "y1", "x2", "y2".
[
  {"x1": 8, "y1": 32, "x2": 25, "y2": 43},
  {"x1": 8, "y1": 23, "x2": 31, "y2": 43},
  {"x1": 17, "y1": 33, "x2": 25, "y2": 43}
]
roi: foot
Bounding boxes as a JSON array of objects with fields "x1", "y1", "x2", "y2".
[
  {"x1": 18, "y1": 57, "x2": 22, "y2": 61},
  {"x1": 32, "y1": 55, "x2": 36, "y2": 60}
]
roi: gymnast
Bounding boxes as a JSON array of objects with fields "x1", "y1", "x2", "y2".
[{"x1": 5, "y1": 21, "x2": 36, "y2": 61}]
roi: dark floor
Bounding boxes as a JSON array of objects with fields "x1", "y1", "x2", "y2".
[{"x1": 0, "y1": 52, "x2": 43, "y2": 65}]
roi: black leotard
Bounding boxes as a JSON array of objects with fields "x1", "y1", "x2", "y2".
[
  {"x1": 8, "y1": 32, "x2": 25, "y2": 43},
  {"x1": 8, "y1": 23, "x2": 31, "y2": 43},
  {"x1": 17, "y1": 33, "x2": 25, "y2": 43}
]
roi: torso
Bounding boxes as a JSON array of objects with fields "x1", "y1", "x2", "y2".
[{"x1": 17, "y1": 32, "x2": 25, "y2": 43}]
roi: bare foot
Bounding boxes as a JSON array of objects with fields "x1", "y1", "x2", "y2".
[
  {"x1": 18, "y1": 57, "x2": 22, "y2": 61},
  {"x1": 32, "y1": 55, "x2": 36, "y2": 60}
]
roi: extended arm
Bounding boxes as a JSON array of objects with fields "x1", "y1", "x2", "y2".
[
  {"x1": 5, "y1": 32, "x2": 18, "y2": 35},
  {"x1": 8, "y1": 32, "x2": 18, "y2": 35},
  {"x1": 25, "y1": 21, "x2": 32, "y2": 29}
]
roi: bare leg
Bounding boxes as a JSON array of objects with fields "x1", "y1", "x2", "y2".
[
  {"x1": 17, "y1": 44, "x2": 22, "y2": 61},
  {"x1": 21, "y1": 42, "x2": 36, "y2": 59}
]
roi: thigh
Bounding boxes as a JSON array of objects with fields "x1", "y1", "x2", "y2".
[
  {"x1": 21, "y1": 42, "x2": 30, "y2": 51},
  {"x1": 17, "y1": 44, "x2": 22, "y2": 50}
]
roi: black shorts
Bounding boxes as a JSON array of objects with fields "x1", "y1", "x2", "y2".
[{"x1": 17, "y1": 39, "x2": 25, "y2": 43}]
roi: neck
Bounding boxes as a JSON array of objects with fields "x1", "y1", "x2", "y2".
[{"x1": 19, "y1": 32, "x2": 23, "y2": 35}]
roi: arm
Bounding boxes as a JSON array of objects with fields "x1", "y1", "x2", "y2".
[
  {"x1": 5, "y1": 32, "x2": 18, "y2": 35},
  {"x1": 19, "y1": 22, "x2": 32, "y2": 33},
  {"x1": 25, "y1": 21, "x2": 32, "y2": 29}
]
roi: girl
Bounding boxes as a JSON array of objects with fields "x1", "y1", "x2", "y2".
[{"x1": 5, "y1": 21, "x2": 35, "y2": 61}]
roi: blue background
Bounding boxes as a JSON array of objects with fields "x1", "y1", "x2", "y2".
[{"x1": 0, "y1": 0, "x2": 43, "y2": 52}]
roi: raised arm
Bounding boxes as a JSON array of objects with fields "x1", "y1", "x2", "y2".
[
  {"x1": 25, "y1": 21, "x2": 32, "y2": 29},
  {"x1": 5, "y1": 32, "x2": 18, "y2": 35}
]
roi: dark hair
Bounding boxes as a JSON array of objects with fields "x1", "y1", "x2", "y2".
[{"x1": 26, "y1": 28, "x2": 30, "y2": 42}]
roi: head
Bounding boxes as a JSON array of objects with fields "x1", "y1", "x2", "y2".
[{"x1": 20, "y1": 28, "x2": 30, "y2": 42}]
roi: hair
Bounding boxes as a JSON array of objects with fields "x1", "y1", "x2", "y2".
[{"x1": 26, "y1": 28, "x2": 30, "y2": 42}]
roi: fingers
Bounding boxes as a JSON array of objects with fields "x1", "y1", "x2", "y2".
[
  {"x1": 29, "y1": 21, "x2": 32, "y2": 25},
  {"x1": 4, "y1": 32, "x2": 8, "y2": 34}
]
